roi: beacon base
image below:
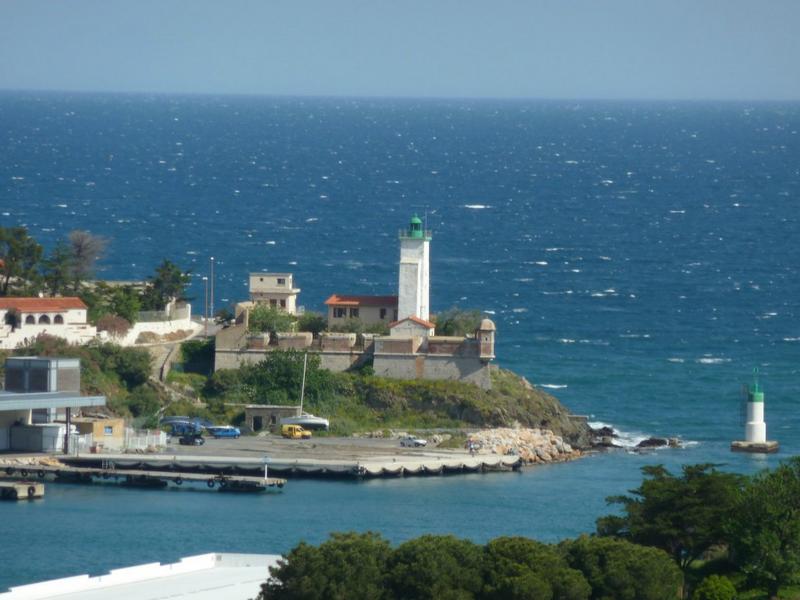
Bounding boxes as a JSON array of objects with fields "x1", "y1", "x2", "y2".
[{"x1": 730, "y1": 440, "x2": 779, "y2": 454}]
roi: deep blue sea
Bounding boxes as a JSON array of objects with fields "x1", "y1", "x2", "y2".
[{"x1": 1, "y1": 92, "x2": 799, "y2": 589}]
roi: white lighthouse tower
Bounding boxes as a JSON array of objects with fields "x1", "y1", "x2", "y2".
[
  {"x1": 397, "y1": 215, "x2": 431, "y2": 322},
  {"x1": 731, "y1": 369, "x2": 779, "y2": 453}
]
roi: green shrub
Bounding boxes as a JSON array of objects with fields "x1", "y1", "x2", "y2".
[
  {"x1": 126, "y1": 385, "x2": 161, "y2": 418},
  {"x1": 328, "y1": 318, "x2": 364, "y2": 334},
  {"x1": 433, "y1": 307, "x2": 483, "y2": 336},
  {"x1": 692, "y1": 575, "x2": 736, "y2": 600},
  {"x1": 180, "y1": 339, "x2": 214, "y2": 374},
  {"x1": 296, "y1": 311, "x2": 327, "y2": 336},
  {"x1": 248, "y1": 304, "x2": 295, "y2": 334}
]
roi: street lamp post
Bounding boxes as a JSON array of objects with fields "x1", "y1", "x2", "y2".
[
  {"x1": 210, "y1": 256, "x2": 215, "y2": 324},
  {"x1": 202, "y1": 276, "x2": 209, "y2": 337}
]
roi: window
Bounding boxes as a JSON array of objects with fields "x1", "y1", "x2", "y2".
[
  {"x1": 380, "y1": 308, "x2": 387, "y2": 319},
  {"x1": 277, "y1": 278, "x2": 286, "y2": 286},
  {"x1": 349, "y1": 308, "x2": 359, "y2": 318},
  {"x1": 270, "y1": 299, "x2": 277, "y2": 307},
  {"x1": 38, "y1": 315, "x2": 51, "y2": 324},
  {"x1": 104, "y1": 426, "x2": 113, "y2": 436},
  {"x1": 25, "y1": 315, "x2": 35, "y2": 324},
  {"x1": 280, "y1": 299, "x2": 286, "y2": 308},
  {"x1": 54, "y1": 314, "x2": 64, "y2": 324},
  {"x1": 333, "y1": 307, "x2": 346, "y2": 318},
  {"x1": 270, "y1": 415, "x2": 277, "y2": 425},
  {"x1": 393, "y1": 309, "x2": 399, "y2": 320}
]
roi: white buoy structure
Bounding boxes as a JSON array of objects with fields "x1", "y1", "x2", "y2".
[{"x1": 731, "y1": 369, "x2": 779, "y2": 453}]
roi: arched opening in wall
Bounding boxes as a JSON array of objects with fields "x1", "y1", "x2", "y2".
[
  {"x1": 54, "y1": 314, "x2": 64, "y2": 325},
  {"x1": 25, "y1": 315, "x2": 35, "y2": 325},
  {"x1": 38, "y1": 315, "x2": 51, "y2": 324}
]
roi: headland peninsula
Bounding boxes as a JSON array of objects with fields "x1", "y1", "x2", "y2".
[{"x1": 0, "y1": 219, "x2": 664, "y2": 480}]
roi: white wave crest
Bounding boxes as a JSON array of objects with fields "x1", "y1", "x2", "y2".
[{"x1": 696, "y1": 357, "x2": 731, "y2": 364}]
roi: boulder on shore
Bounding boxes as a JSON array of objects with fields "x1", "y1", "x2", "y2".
[{"x1": 636, "y1": 437, "x2": 669, "y2": 449}]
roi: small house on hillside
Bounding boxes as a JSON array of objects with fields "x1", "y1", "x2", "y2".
[
  {"x1": 324, "y1": 294, "x2": 398, "y2": 327},
  {"x1": 0, "y1": 297, "x2": 97, "y2": 349}
]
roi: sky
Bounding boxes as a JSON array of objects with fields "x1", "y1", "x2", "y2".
[{"x1": 0, "y1": 0, "x2": 798, "y2": 101}]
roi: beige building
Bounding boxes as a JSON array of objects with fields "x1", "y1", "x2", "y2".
[
  {"x1": 324, "y1": 294, "x2": 398, "y2": 327},
  {"x1": 249, "y1": 273, "x2": 300, "y2": 314},
  {"x1": 72, "y1": 416, "x2": 126, "y2": 448}
]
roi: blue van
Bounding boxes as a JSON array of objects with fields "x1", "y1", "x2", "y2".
[{"x1": 206, "y1": 426, "x2": 241, "y2": 439}]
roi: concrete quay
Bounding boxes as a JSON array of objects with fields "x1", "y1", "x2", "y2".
[
  {"x1": 65, "y1": 450, "x2": 521, "y2": 478},
  {"x1": 46, "y1": 433, "x2": 526, "y2": 478}
]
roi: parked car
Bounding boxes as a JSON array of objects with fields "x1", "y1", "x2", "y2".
[
  {"x1": 400, "y1": 435, "x2": 427, "y2": 448},
  {"x1": 178, "y1": 433, "x2": 205, "y2": 446},
  {"x1": 167, "y1": 421, "x2": 202, "y2": 436},
  {"x1": 281, "y1": 424, "x2": 311, "y2": 439},
  {"x1": 206, "y1": 426, "x2": 241, "y2": 439}
]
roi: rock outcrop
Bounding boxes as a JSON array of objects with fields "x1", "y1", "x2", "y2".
[{"x1": 466, "y1": 427, "x2": 581, "y2": 464}]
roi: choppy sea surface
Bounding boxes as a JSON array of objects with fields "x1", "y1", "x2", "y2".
[{"x1": 1, "y1": 92, "x2": 799, "y2": 589}]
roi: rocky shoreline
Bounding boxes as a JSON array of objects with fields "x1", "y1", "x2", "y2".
[{"x1": 466, "y1": 427, "x2": 582, "y2": 464}]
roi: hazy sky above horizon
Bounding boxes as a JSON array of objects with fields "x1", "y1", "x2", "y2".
[{"x1": 1, "y1": 0, "x2": 798, "y2": 101}]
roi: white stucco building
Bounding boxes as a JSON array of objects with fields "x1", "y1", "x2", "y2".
[
  {"x1": 0, "y1": 297, "x2": 97, "y2": 349},
  {"x1": 397, "y1": 215, "x2": 431, "y2": 323}
]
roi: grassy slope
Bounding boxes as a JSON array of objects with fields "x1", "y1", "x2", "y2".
[
  {"x1": 163, "y1": 342, "x2": 591, "y2": 444},
  {"x1": 305, "y1": 368, "x2": 591, "y2": 444}
]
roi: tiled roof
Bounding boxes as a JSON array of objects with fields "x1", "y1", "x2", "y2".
[
  {"x1": 324, "y1": 294, "x2": 398, "y2": 307},
  {"x1": 0, "y1": 297, "x2": 87, "y2": 312},
  {"x1": 389, "y1": 315, "x2": 436, "y2": 329}
]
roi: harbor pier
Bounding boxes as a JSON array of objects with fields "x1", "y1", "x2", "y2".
[{"x1": 1, "y1": 462, "x2": 286, "y2": 492}]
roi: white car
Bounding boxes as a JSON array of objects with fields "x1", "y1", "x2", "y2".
[{"x1": 400, "y1": 435, "x2": 427, "y2": 448}]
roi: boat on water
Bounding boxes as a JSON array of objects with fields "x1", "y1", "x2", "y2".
[
  {"x1": 279, "y1": 413, "x2": 330, "y2": 431},
  {"x1": 279, "y1": 352, "x2": 330, "y2": 431}
]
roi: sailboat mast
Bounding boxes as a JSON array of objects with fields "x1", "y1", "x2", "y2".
[{"x1": 299, "y1": 352, "x2": 308, "y2": 414}]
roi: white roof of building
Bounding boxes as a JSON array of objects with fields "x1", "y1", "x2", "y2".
[
  {"x1": 0, "y1": 391, "x2": 105, "y2": 411},
  {"x1": 0, "y1": 553, "x2": 281, "y2": 600}
]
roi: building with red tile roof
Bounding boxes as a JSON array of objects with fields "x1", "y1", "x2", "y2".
[
  {"x1": 324, "y1": 294, "x2": 398, "y2": 326},
  {"x1": 0, "y1": 297, "x2": 96, "y2": 349}
]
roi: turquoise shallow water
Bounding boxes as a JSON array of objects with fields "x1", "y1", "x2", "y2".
[{"x1": 0, "y1": 92, "x2": 798, "y2": 589}]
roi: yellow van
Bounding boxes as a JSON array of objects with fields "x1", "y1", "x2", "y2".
[{"x1": 281, "y1": 424, "x2": 311, "y2": 439}]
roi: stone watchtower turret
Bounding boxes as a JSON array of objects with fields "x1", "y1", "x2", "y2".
[
  {"x1": 397, "y1": 215, "x2": 432, "y2": 322},
  {"x1": 477, "y1": 318, "x2": 496, "y2": 362}
]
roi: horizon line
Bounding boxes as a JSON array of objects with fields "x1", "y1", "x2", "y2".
[{"x1": 0, "y1": 86, "x2": 799, "y2": 105}]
